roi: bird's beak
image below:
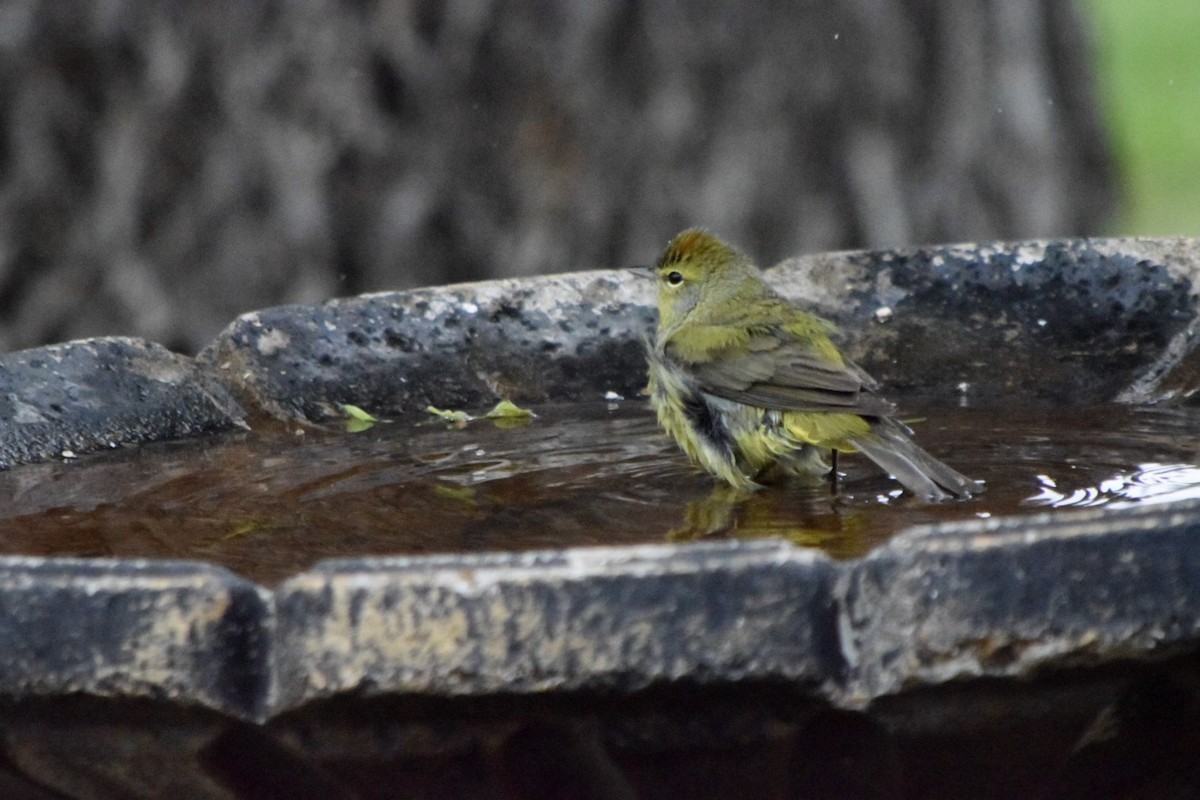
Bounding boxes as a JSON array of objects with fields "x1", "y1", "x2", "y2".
[{"x1": 627, "y1": 265, "x2": 655, "y2": 279}]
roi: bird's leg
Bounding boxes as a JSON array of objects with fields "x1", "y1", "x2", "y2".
[{"x1": 828, "y1": 450, "x2": 840, "y2": 495}]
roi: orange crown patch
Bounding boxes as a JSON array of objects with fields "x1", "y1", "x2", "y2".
[{"x1": 657, "y1": 229, "x2": 733, "y2": 268}]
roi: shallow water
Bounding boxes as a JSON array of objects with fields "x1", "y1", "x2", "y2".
[{"x1": 2, "y1": 399, "x2": 1200, "y2": 585}]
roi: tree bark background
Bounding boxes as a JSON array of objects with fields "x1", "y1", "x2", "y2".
[{"x1": 0, "y1": 0, "x2": 1115, "y2": 354}]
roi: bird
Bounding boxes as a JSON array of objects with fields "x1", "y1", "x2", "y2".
[{"x1": 643, "y1": 228, "x2": 980, "y2": 501}]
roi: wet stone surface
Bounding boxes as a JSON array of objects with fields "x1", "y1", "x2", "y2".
[
  {"x1": 197, "y1": 273, "x2": 658, "y2": 423},
  {"x1": 2, "y1": 239, "x2": 1199, "y2": 467},
  {"x1": 0, "y1": 337, "x2": 246, "y2": 470},
  {"x1": 770, "y1": 239, "x2": 1199, "y2": 405}
]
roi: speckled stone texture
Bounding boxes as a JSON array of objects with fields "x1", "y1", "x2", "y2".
[
  {"x1": 839, "y1": 498, "x2": 1200, "y2": 703},
  {"x1": 767, "y1": 238, "x2": 1200, "y2": 405},
  {"x1": 271, "y1": 541, "x2": 841, "y2": 711},
  {"x1": 0, "y1": 337, "x2": 246, "y2": 470},
  {"x1": 196, "y1": 237, "x2": 1200, "y2": 429},
  {"x1": 0, "y1": 558, "x2": 271, "y2": 719},
  {"x1": 3, "y1": 239, "x2": 1199, "y2": 463},
  {"x1": 197, "y1": 271, "x2": 656, "y2": 422}
]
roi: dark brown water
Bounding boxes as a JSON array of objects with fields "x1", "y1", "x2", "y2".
[{"x1": 3, "y1": 399, "x2": 1200, "y2": 585}]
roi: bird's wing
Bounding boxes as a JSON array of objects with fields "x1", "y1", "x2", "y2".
[{"x1": 677, "y1": 330, "x2": 897, "y2": 416}]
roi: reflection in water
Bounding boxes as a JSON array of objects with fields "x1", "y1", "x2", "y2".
[
  {"x1": 3, "y1": 400, "x2": 1200, "y2": 584},
  {"x1": 666, "y1": 482, "x2": 885, "y2": 557},
  {"x1": 1028, "y1": 463, "x2": 1200, "y2": 508}
]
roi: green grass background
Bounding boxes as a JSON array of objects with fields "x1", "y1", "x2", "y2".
[{"x1": 1085, "y1": 0, "x2": 1200, "y2": 236}]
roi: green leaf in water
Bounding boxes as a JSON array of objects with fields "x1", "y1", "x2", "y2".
[
  {"x1": 342, "y1": 403, "x2": 378, "y2": 422},
  {"x1": 485, "y1": 399, "x2": 535, "y2": 419},
  {"x1": 426, "y1": 405, "x2": 473, "y2": 427},
  {"x1": 426, "y1": 401, "x2": 535, "y2": 429},
  {"x1": 342, "y1": 403, "x2": 379, "y2": 433},
  {"x1": 485, "y1": 399, "x2": 536, "y2": 428},
  {"x1": 223, "y1": 518, "x2": 266, "y2": 541},
  {"x1": 434, "y1": 482, "x2": 478, "y2": 506}
]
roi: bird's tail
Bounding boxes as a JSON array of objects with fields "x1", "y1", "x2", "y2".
[{"x1": 849, "y1": 419, "x2": 981, "y2": 501}]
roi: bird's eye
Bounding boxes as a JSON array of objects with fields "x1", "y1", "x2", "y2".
[{"x1": 666, "y1": 271, "x2": 683, "y2": 286}]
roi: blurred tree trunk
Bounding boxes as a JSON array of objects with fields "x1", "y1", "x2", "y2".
[{"x1": 0, "y1": 0, "x2": 1115, "y2": 354}]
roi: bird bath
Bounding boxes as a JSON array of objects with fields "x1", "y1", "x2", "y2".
[{"x1": 1, "y1": 238, "x2": 1199, "y2": 798}]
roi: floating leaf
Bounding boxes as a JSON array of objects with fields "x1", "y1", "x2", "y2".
[
  {"x1": 426, "y1": 405, "x2": 473, "y2": 426},
  {"x1": 223, "y1": 518, "x2": 266, "y2": 541},
  {"x1": 342, "y1": 403, "x2": 378, "y2": 432},
  {"x1": 434, "y1": 483, "x2": 478, "y2": 506},
  {"x1": 485, "y1": 400, "x2": 535, "y2": 419},
  {"x1": 342, "y1": 404, "x2": 377, "y2": 422}
]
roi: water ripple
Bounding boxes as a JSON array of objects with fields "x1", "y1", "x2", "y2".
[{"x1": 1027, "y1": 463, "x2": 1200, "y2": 508}]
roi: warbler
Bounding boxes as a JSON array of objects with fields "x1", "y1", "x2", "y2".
[{"x1": 643, "y1": 229, "x2": 979, "y2": 501}]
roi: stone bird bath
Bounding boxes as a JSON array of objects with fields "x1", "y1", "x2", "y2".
[{"x1": 1, "y1": 238, "x2": 1199, "y2": 798}]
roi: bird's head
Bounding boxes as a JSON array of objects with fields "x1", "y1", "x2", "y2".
[{"x1": 650, "y1": 229, "x2": 759, "y2": 331}]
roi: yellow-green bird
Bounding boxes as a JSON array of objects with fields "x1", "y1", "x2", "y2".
[{"x1": 644, "y1": 229, "x2": 979, "y2": 501}]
